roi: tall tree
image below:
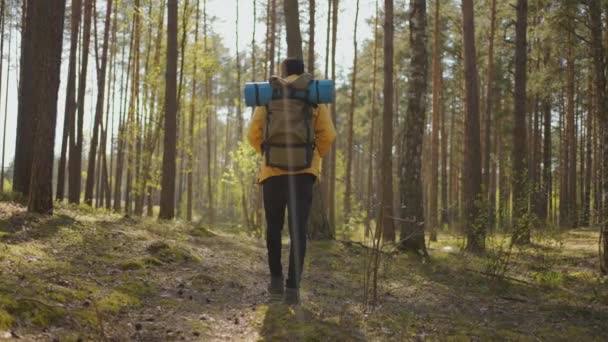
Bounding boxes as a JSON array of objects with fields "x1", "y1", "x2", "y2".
[
  {"x1": 429, "y1": 0, "x2": 441, "y2": 241},
  {"x1": 57, "y1": 0, "x2": 81, "y2": 201},
  {"x1": 461, "y1": 0, "x2": 485, "y2": 252},
  {"x1": 484, "y1": 0, "x2": 497, "y2": 228},
  {"x1": 187, "y1": 0, "x2": 200, "y2": 222},
  {"x1": 113, "y1": 21, "x2": 135, "y2": 212},
  {"x1": 284, "y1": 0, "x2": 302, "y2": 59},
  {"x1": 308, "y1": 0, "x2": 315, "y2": 75},
  {"x1": 0, "y1": 0, "x2": 8, "y2": 192},
  {"x1": 328, "y1": 0, "x2": 338, "y2": 229},
  {"x1": 380, "y1": 0, "x2": 395, "y2": 242},
  {"x1": 68, "y1": 0, "x2": 93, "y2": 204},
  {"x1": 512, "y1": 0, "x2": 530, "y2": 245},
  {"x1": 365, "y1": 0, "x2": 379, "y2": 235},
  {"x1": 26, "y1": 0, "x2": 66, "y2": 213},
  {"x1": 398, "y1": 0, "x2": 427, "y2": 254},
  {"x1": 268, "y1": 0, "x2": 276, "y2": 77},
  {"x1": 85, "y1": 0, "x2": 114, "y2": 206},
  {"x1": 204, "y1": 0, "x2": 214, "y2": 226},
  {"x1": 344, "y1": 0, "x2": 360, "y2": 221},
  {"x1": 13, "y1": 0, "x2": 34, "y2": 197},
  {"x1": 587, "y1": 0, "x2": 608, "y2": 272},
  {"x1": 540, "y1": 50, "x2": 552, "y2": 223},
  {"x1": 159, "y1": 0, "x2": 178, "y2": 219},
  {"x1": 566, "y1": 19, "x2": 577, "y2": 228}
]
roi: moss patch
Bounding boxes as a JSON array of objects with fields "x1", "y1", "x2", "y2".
[
  {"x1": 0, "y1": 309, "x2": 14, "y2": 330},
  {"x1": 6, "y1": 298, "x2": 65, "y2": 328},
  {"x1": 146, "y1": 241, "x2": 198, "y2": 263},
  {"x1": 97, "y1": 291, "x2": 139, "y2": 314}
]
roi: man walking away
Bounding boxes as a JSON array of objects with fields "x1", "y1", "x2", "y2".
[{"x1": 247, "y1": 57, "x2": 336, "y2": 304}]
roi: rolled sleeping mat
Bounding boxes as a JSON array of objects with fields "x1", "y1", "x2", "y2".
[{"x1": 244, "y1": 79, "x2": 335, "y2": 107}]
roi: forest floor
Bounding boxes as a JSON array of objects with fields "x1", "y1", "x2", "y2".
[{"x1": 0, "y1": 201, "x2": 607, "y2": 341}]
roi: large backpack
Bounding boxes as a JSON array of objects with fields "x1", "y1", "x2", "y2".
[{"x1": 263, "y1": 73, "x2": 316, "y2": 171}]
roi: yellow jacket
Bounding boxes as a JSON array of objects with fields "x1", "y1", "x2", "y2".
[{"x1": 247, "y1": 80, "x2": 336, "y2": 183}]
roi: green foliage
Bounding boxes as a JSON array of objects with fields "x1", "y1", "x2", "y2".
[{"x1": 221, "y1": 141, "x2": 261, "y2": 233}]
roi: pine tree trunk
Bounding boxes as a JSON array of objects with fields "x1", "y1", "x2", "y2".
[
  {"x1": 429, "y1": 0, "x2": 441, "y2": 242},
  {"x1": 566, "y1": 25, "x2": 577, "y2": 228},
  {"x1": 187, "y1": 0, "x2": 200, "y2": 222},
  {"x1": 308, "y1": 0, "x2": 314, "y2": 76},
  {"x1": 159, "y1": 0, "x2": 178, "y2": 220},
  {"x1": 540, "y1": 50, "x2": 551, "y2": 223},
  {"x1": 588, "y1": 0, "x2": 608, "y2": 273},
  {"x1": 461, "y1": 0, "x2": 485, "y2": 253},
  {"x1": 582, "y1": 73, "x2": 593, "y2": 226},
  {"x1": 365, "y1": 0, "x2": 379, "y2": 236},
  {"x1": 204, "y1": 0, "x2": 214, "y2": 227},
  {"x1": 512, "y1": 0, "x2": 530, "y2": 245},
  {"x1": 126, "y1": 0, "x2": 143, "y2": 215},
  {"x1": 68, "y1": 0, "x2": 93, "y2": 204},
  {"x1": 320, "y1": 0, "x2": 332, "y2": 232},
  {"x1": 85, "y1": 0, "x2": 113, "y2": 206},
  {"x1": 484, "y1": 0, "x2": 497, "y2": 229},
  {"x1": 398, "y1": 0, "x2": 427, "y2": 254},
  {"x1": 327, "y1": 0, "x2": 338, "y2": 230},
  {"x1": 344, "y1": 0, "x2": 359, "y2": 223},
  {"x1": 113, "y1": 24, "x2": 134, "y2": 212},
  {"x1": 380, "y1": 0, "x2": 395, "y2": 243},
  {"x1": 236, "y1": 0, "x2": 242, "y2": 138},
  {"x1": 284, "y1": 0, "x2": 303, "y2": 59},
  {"x1": 26, "y1": 0, "x2": 66, "y2": 214},
  {"x1": 175, "y1": 0, "x2": 190, "y2": 218},
  {"x1": 13, "y1": 0, "x2": 34, "y2": 197},
  {"x1": 0, "y1": 0, "x2": 8, "y2": 192},
  {"x1": 268, "y1": 0, "x2": 276, "y2": 77}
]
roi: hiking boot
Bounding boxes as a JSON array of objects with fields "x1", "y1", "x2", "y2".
[
  {"x1": 284, "y1": 287, "x2": 300, "y2": 305},
  {"x1": 268, "y1": 276, "x2": 284, "y2": 295}
]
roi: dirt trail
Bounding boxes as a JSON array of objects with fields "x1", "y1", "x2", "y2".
[{"x1": 0, "y1": 203, "x2": 607, "y2": 341}]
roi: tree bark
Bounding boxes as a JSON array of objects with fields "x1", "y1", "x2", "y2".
[
  {"x1": 344, "y1": 0, "x2": 360, "y2": 223},
  {"x1": 113, "y1": 21, "x2": 135, "y2": 212},
  {"x1": 540, "y1": 51, "x2": 551, "y2": 223},
  {"x1": 159, "y1": 0, "x2": 178, "y2": 220},
  {"x1": 0, "y1": 0, "x2": 8, "y2": 192},
  {"x1": 566, "y1": 24, "x2": 577, "y2": 228},
  {"x1": 284, "y1": 0, "x2": 302, "y2": 59},
  {"x1": 204, "y1": 0, "x2": 214, "y2": 226},
  {"x1": 484, "y1": 0, "x2": 497, "y2": 229},
  {"x1": 308, "y1": 0, "x2": 315, "y2": 76},
  {"x1": 84, "y1": 0, "x2": 113, "y2": 206},
  {"x1": 398, "y1": 0, "x2": 428, "y2": 254},
  {"x1": 587, "y1": 0, "x2": 608, "y2": 273},
  {"x1": 68, "y1": 0, "x2": 93, "y2": 204},
  {"x1": 327, "y1": 0, "x2": 338, "y2": 230},
  {"x1": 380, "y1": 0, "x2": 395, "y2": 243},
  {"x1": 461, "y1": 0, "x2": 485, "y2": 253},
  {"x1": 365, "y1": 0, "x2": 379, "y2": 236},
  {"x1": 187, "y1": 0, "x2": 200, "y2": 222},
  {"x1": 13, "y1": 0, "x2": 33, "y2": 197},
  {"x1": 582, "y1": 73, "x2": 593, "y2": 226},
  {"x1": 429, "y1": 0, "x2": 441, "y2": 242},
  {"x1": 511, "y1": 0, "x2": 530, "y2": 245},
  {"x1": 26, "y1": 0, "x2": 66, "y2": 213}
]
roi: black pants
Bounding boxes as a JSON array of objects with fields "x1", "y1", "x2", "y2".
[{"x1": 263, "y1": 174, "x2": 314, "y2": 289}]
